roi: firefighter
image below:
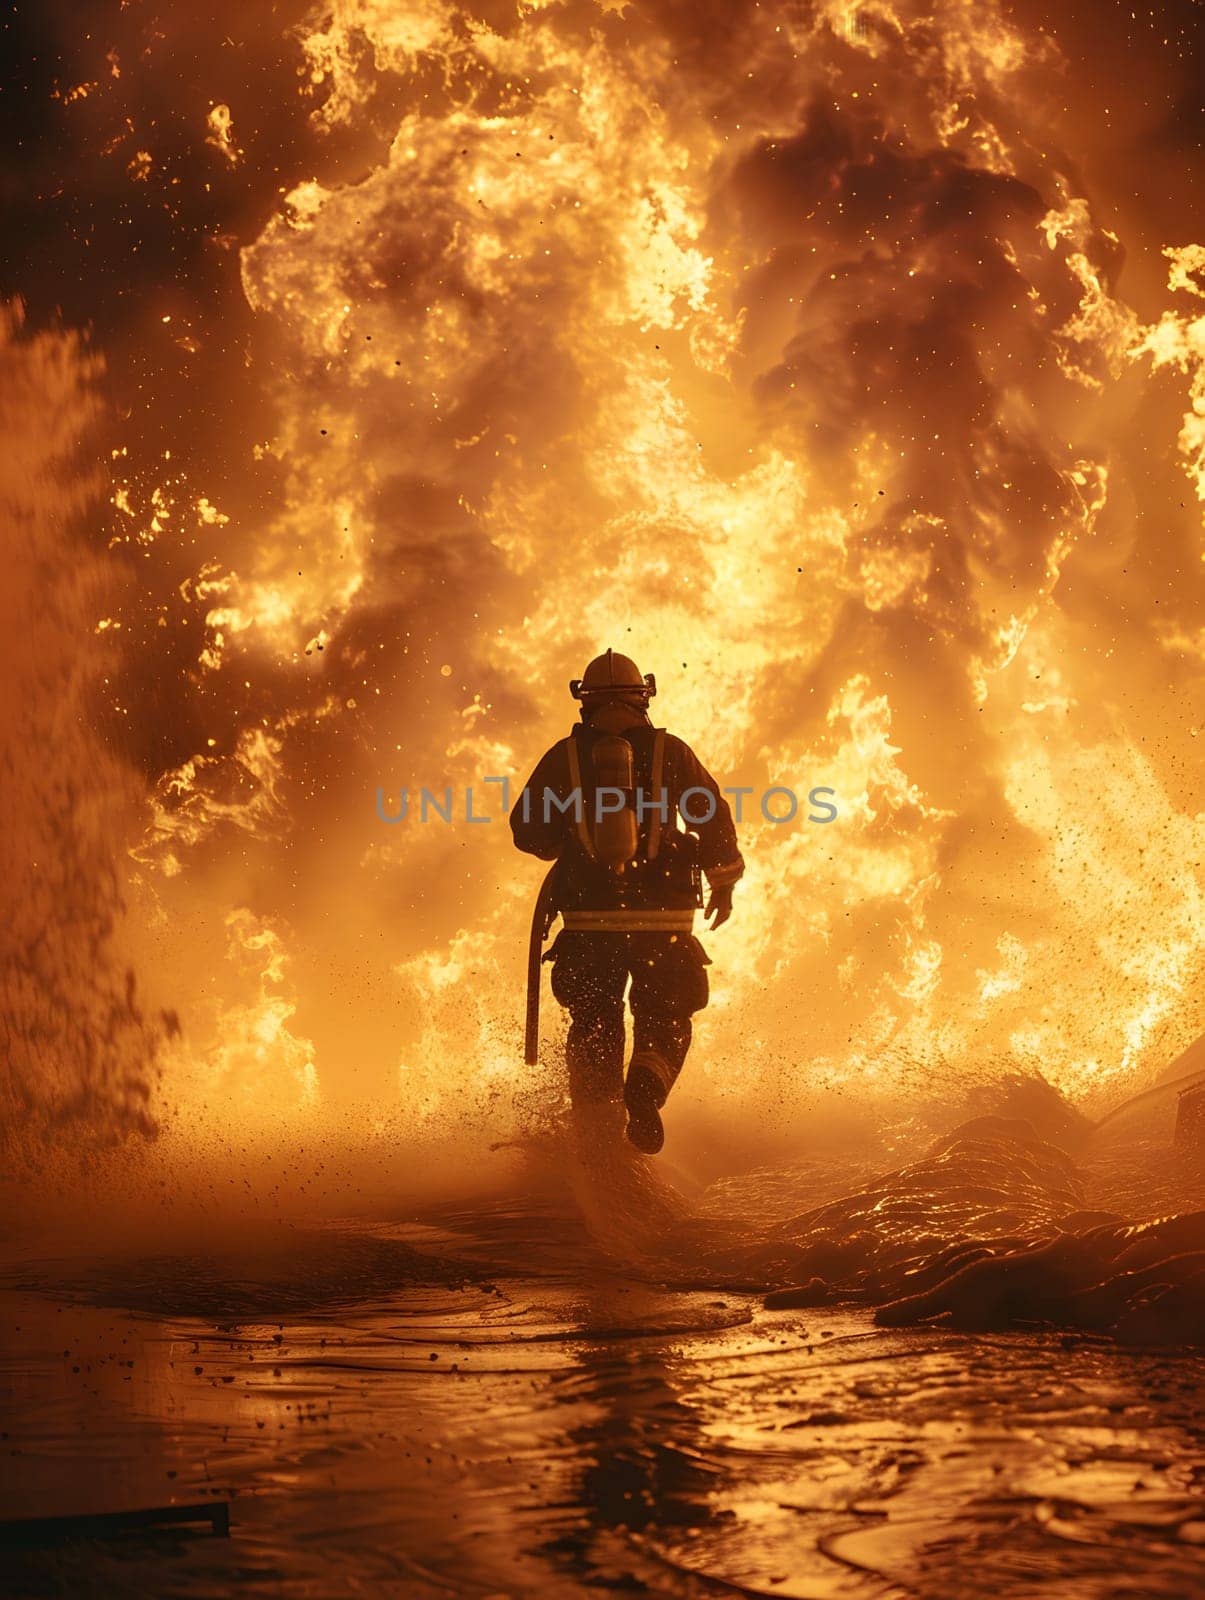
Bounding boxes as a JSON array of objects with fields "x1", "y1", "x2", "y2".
[{"x1": 511, "y1": 650, "x2": 744, "y2": 1153}]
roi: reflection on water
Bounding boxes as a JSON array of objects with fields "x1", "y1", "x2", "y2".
[
  {"x1": 2, "y1": 1282, "x2": 1203, "y2": 1599},
  {"x1": 0, "y1": 1286, "x2": 1196, "y2": 1600},
  {"x1": 3, "y1": 1119, "x2": 1205, "y2": 1596},
  {"x1": 538, "y1": 1290, "x2": 727, "y2": 1590}
]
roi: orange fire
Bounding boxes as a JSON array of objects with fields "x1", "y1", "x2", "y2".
[{"x1": 7, "y1": 1, "x2": 1204, "y2": 1155}]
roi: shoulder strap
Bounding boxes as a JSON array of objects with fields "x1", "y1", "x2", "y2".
[
  {"x1": 564, "y1": 734, "x2": 597, "y2": 859},
  {"x1": 646, "y1": 729, "x2": 667, "y2": 861}
]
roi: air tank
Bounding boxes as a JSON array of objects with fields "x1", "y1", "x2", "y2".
[{"x1": 590, "y1": 734, "x2": 638, "y2": 868}]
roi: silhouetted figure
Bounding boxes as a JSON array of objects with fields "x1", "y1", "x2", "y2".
[{"x1": 512, "y1": 651, "x2": 744, "y2": 1153}]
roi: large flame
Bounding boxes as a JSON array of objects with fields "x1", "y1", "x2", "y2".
[{"x1": 7, "y1": 0, "x2": 1205, "y2": 1151}]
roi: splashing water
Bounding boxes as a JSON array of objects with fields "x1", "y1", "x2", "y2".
[{"x1": 0, "y1": 309, "x2": 175, "y2": 1194}]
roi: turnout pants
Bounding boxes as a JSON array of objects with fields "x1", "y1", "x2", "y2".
[{"x1": 549, "y1": 931, "x2": 710, "y2": 1109}]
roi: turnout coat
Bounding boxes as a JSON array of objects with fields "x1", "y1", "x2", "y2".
[{"x1": 510, "y1": 720, "x2": 744, "y2": 930}]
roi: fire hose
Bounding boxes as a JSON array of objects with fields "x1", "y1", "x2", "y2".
[{"x1": 524, "y1": 863, "x2": 561, "y2": 1066}]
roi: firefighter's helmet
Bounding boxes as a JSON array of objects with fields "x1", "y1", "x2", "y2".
[{"x1": 570, "y1": 648, "x2": 657, "y2": 702}]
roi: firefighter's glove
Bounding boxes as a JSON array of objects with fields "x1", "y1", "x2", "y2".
[{"x1": 704, "y1": 884, "x2": 733, "y2": 928}]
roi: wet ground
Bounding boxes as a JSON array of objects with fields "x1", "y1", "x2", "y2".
[
  {"x1": 2, "y1": 1122, "x2": 1204, "y2": 1598},
  {"x1": 3, "y1": 1275, "x2": 1204, "y2": 1597}
]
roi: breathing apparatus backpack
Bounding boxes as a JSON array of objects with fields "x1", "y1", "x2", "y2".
[
  {"x1": 565, "y1": 727, "x2": 667, "y2": 871},
  {"x1": 588, "y1": 733, "x2": 639, "y2": 866}
]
